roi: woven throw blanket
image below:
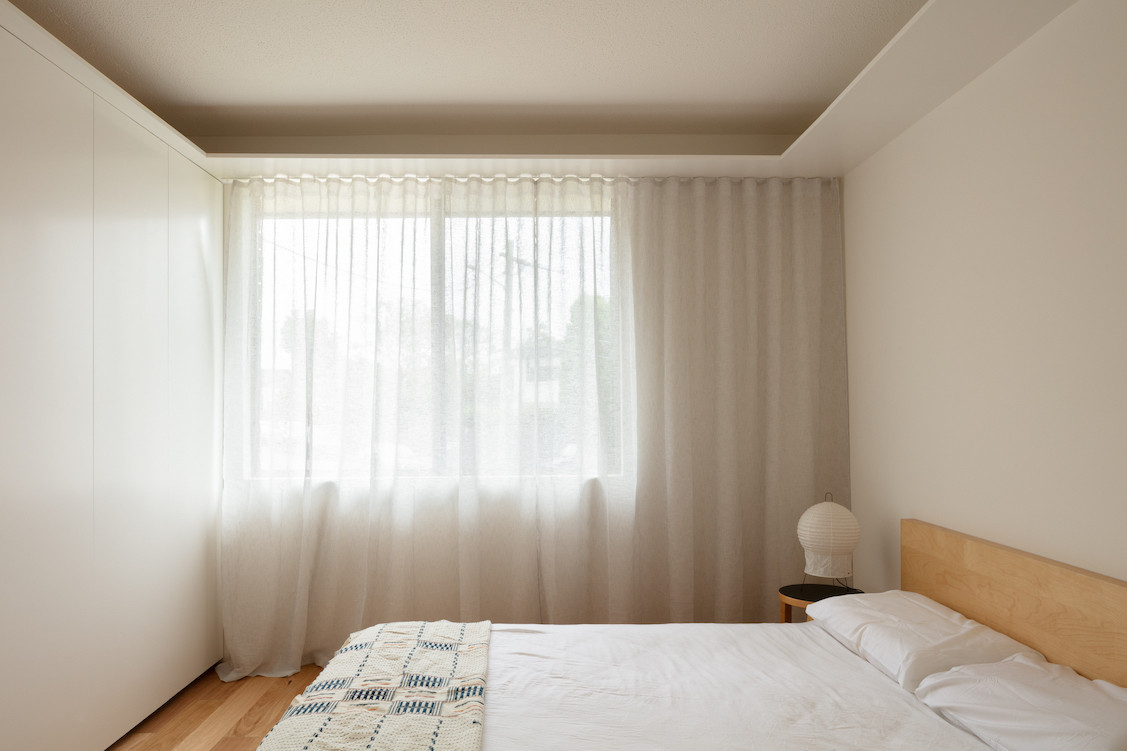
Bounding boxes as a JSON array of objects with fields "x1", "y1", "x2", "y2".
[{"x1": 259, "y1": 620, "x2": 491, "y2": 751}]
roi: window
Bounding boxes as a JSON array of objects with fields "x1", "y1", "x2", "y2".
[{"x1": 247, "y1": 195, "x2": 625, "y2": 482}]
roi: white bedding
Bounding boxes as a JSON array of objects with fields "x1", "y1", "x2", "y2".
[{"x1": 482, "y1": 622, "x2": 989, "y2": 751}]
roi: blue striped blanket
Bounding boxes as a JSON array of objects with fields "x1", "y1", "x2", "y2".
[{"x1": 258, "y1": 620, "x2": 491, "y2": 751}]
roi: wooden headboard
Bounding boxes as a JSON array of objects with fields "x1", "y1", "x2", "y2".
[{"x1": 900, "y1": 518, "x2": 1127, "y2": 686}]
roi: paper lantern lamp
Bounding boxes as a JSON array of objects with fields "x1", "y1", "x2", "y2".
[{"x1": 797, "y1": 496, "x2": 860, "y2": 579}]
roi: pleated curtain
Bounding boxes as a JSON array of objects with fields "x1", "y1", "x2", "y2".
[
  {"x1": 218, "y1": 175, "x2": 848, "y2": 680},
  {"x1": 628, "y1": 178, "x2": 850, "y2": 623}
]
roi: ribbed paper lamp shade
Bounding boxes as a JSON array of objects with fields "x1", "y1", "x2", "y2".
[{"x1": 797, "y1": 501, "x2": 860, "y2": 578}]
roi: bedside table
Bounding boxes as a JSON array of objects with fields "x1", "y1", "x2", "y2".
[{"x1": 778, "y1": 583, "x2": 862, "y2": 622}]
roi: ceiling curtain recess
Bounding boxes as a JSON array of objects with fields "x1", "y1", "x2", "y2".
[{"x1": 217, "y1": 175, "x2": 848, "y2": 680}]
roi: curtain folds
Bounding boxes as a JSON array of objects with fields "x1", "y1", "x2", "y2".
[
  {"x1": 217, "y1": 176, "x2": 848, "y2": 680},
  {"x1": 629, "y1": 178, "x2": 850, "y2": 623}
]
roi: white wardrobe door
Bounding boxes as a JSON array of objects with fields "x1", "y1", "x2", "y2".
[
  {"x1": 91, "y1": 98, "x2": 173, "y2": 746},
  {"x1": 0, "y1": 26, "x2": 97, "y2": 751},
  {"x1": 167, "y1": 148, "x2": 224, "y2": 682}
]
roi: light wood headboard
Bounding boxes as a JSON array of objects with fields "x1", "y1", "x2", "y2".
[{"x1": 900, "y1": 518, "x2": 1127, "y2": 686}]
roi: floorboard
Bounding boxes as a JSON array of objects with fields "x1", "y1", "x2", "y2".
[{"x1": 106, "y1": 664, "x2": 321, "y2": 751}]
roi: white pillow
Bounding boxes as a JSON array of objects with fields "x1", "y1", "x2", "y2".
[
  {"x1": 916, "y1": 652, "x2": 1127, "y2": 751},
  {"x1": 806, "y1": 590, "x2": 1040, "y2": 691}
]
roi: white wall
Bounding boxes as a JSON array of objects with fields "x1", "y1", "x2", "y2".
[
  {"x1": 0, "y1": 23, "x2": 222, "y2": 751},
  {"x1": 844, "y1": 0, "x2": 1127, "y2": 591}
]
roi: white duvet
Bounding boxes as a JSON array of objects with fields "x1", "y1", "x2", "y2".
[{"x1": 482, "y1": 622, "x2": 989, "y2": 750}]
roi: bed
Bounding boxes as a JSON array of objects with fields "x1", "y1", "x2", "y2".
[{"x1": 258, "y1": 519, "x2": 1127, "y2": 750}]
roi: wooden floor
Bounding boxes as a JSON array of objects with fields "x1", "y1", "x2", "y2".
[{"x1": 106, "y1": 664, "x2": 321, "y2": 751}]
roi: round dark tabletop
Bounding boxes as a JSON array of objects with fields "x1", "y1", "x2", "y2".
[{"x1": 778, "y1": 583, "x2": 862, "y2": 603}]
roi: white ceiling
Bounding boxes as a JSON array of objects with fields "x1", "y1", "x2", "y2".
[{"x1": 10, "y1": 0, "x2": 927, "y2": 145}]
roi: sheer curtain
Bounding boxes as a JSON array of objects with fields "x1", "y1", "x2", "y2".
[{"x1": 218, "y1": 176, "x2": 847, "y2": 680}]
